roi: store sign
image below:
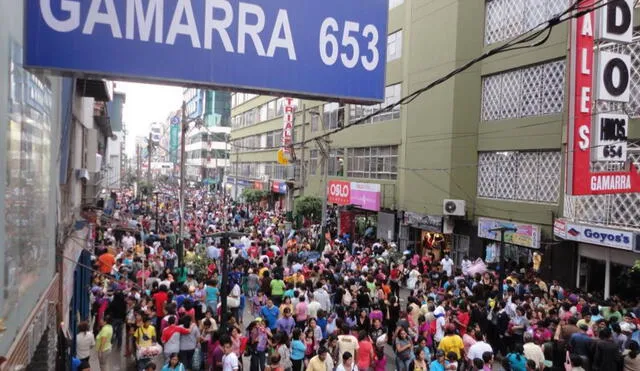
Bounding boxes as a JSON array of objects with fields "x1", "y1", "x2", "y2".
[
  {"x1": 253, "y1": 181, "x2": 264, "y2": 190},
  {"x1": 592, "y1": 113, "x2": 628, "y2": 161},
  {"x1": 327, "y1": 180, "x2": 351, "y2": 205},
  {"x1": 26, "y1": 0, "x2": 388, "y2": 103},
  {"x1": 327, "y1": 181, "x2": 381, "y2": 211},
  {"x1": 566, "y1": 0, "x2": 640, "y2": 195},
  {"x1": 564, "y1": 223, "x2": 635, "y2": 251},
  {"x1": 553, "y1": 218, "x2": 567, "y2": 239},
  {"x1": 271, "y1": 181, "x2": 287, "y2": 194},
  {"x1": 404, "y1": 212, "x2": 443, "y2": 233},
  {"x1": 281, "y1": 98, "x2": 295, "y2": 155},
  {"x1": 477, "y1": 217, "x2": 541, "y2": 249},
  {"x1": 350, "y1": 182, "x2": 381, "y2": 211}
]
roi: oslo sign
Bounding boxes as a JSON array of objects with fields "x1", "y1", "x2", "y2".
[{"x1": 26, "y1": 0, "x2": 388, "y2": 103}]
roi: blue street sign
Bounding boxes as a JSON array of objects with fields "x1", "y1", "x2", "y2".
[
  {"x1": 26, "y1": 0, "x2": 388, "y2": 103},
  {"x1": 171, "y1": 116, "x2": 180, "y2": 126}
]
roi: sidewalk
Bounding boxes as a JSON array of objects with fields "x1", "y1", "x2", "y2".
[{"x1": 89, "y1": 327, "x2": 130, "y2": 371}]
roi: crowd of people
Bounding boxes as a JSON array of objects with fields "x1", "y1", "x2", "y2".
[{"x1": 75, "y1": 189, "x2": 640, "y2": 371}]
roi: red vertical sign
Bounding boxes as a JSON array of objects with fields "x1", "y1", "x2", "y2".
[{"x1": 567, "y1": 2, "x2": 640, "y2": 195}]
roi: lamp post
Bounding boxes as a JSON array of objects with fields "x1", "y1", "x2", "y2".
[
  {"x1": 202, "y1": 231, "x2": 246, "y2": 333},
  {"x1": 178, "y1": 100, "x2": 203, "y2": 267},
  {"x1": 490, "y1": 226, "x2": 518, "y2": 297},
  {"x1": 153, "y1": 190, "x2": 160, "y2": 234}
]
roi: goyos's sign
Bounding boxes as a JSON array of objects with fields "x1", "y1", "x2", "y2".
[
  {"x1": 26, "y1": 0, "x2": 388, "y2": 103},
  {"x1": 563, "y1": 223, "x2": 635, "y2": 251}
]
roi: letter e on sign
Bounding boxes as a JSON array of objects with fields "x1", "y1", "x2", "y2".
[
  {"x1": 595, "y1": 51, "x2": 630, "y2": 102},
  {"x1": 597, "y1": 0, "x2": 634, "y2": 43}
]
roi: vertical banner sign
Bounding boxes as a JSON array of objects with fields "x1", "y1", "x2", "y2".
[
  {"x1": 281, "y1": 98, "x2": 295, "y2": 155},
  {"x1": 567, "y1": 0, "x2": 640, "y2": 195},
  {"x1": 170, "y1": 116, "x2": 180, "y2": 164}
]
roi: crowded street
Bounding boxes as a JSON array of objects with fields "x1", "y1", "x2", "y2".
[{"x1": 77, "y1": 188, "x2": 640, "y2": 371}]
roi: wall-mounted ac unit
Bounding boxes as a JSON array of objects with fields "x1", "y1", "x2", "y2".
[{"x1": 443, "y1": 199, "x2": 466, "y2": 216}]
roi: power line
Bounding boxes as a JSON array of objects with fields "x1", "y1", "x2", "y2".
[{"x1": 226, "y1": 0, "x2": 611, "y2": 152}]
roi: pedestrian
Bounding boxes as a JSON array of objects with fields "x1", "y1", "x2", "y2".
[
  {"x1": 75, "y1": 321, "x2": 95, "y2": 364},
  {"x1": 96, "y1": 315, "x2": 113, "y2": 371}
]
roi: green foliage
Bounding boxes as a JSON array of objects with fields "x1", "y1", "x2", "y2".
[
  {"x1": 241, "y1": 188, "x2": 268, "y2": 204},
  {"x1": 138, "y1": 181, "x2": 154, "y2": 197},
  {"x1": 294, "y1": 196, "x2": 322, "y2": 223},
  {"x1": 183, "y1": 247, "x2": 210, "y2": 281}
]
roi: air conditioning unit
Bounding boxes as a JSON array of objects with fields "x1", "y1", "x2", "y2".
[{"x1": 443, "y1": 199, "x2": 466, "y2": 216}]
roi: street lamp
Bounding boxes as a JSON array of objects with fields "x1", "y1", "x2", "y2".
[
  {"x1": 153, "y1": 190, "x2": 161, "y2": 234},
  {"x1": 490, "y1": 226, "x2": 518, "y2": 297},
  {"x1": 177, "y1": 101, "x2": 203, "y2": 267}
]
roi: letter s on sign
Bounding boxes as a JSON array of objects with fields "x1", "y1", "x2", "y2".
[
  {"x1": 578, "y1": 125, "x2": 590, "y2": 150},
  {"x1": 41, "y1": 0, "x2": 81, "y2": 32}
]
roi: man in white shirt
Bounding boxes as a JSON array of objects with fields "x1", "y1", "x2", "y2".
[
  {"x1": 313, "y1": 283, "x2": 331, "y2": 313},
  {"x1": 307, "y1": 297, "x2": 322, "y2": 319},
  {"x1": 522, "y1": 332, "x2": 545, "y2": 369},
  {"x1": 337, "y1": 326, "x2": 359, "y2": 365},
  {"x1": 467, "y1": 332, "x2": 493, "y2": 362},
  {"x1": 221, "y1": 337, "x2": 239, "y2": 371},
  {"x1": 440, "y1": 255, "x2": 454, "y2": 277},
  {"x1": 121, "y1": 232, "x2": 136, "y2": 250},
  {"x1": 207, "y1": 244, "x2": 220, "y2": 260}
]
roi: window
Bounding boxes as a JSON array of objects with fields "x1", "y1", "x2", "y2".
[
  {"x1": 481, "y1": 60, "x2": 565, "y2": 121},
  {"x1": 310, "y1": 113, "x2": 319, "y2": 132},
  {"x1": 267, "y1": 100, "x2": 276, "y2": 119},
  {"x1": 389, "y1": 0, "x2": 403, "y2": 10},
  {"x1": 310, "y1": 149, "x2": 318, "y2": 175},
  {"x1": 350, "y1": 84, "x2": 401, "y2": 124},
  {"x1": 259, "y1": 104, "x2": 268, "y2": 122},
  {"x1": 484, "y1": 0, "x2": 570, "y2": 45},
  {"x1": 387, "y1": 31, "x2": 402, "y2": 62},
  {"x1": 477, "y1": 150, "x2": 561, "y2": 203},
  {"x1": 328, "y1": 149, "x2": 345, "y2": 176},
  {"x1": 323, "y1": 102, "x2": 342, "y2": 130},
  {"x1": 346, "y1": 145, "x2": 398, "y2": 180}
]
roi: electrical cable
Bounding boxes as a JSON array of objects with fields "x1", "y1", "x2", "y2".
[{"x1": 226, "y1": 0, "x2": 612, "y2": 152}]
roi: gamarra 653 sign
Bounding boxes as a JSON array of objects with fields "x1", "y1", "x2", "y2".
[
  {"x1": 567, "y1": 0, "x2": 640, "y2": 195},
  {"x1": 25, "y1": 0, "x2": 388, "y2": 103}
]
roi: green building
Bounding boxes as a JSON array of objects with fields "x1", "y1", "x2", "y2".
[{"x1": 229, "y1": 0, "x2": 640, "y2": 295}]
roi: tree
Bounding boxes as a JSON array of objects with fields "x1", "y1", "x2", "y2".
[
  {"x1": 294, "y1": 196, "x2": 322, "y2": 223},
  {"x1": 138, "y1": 181, "x2": 154, "y2": 197},
  {"x1": 241, "y1": 188, "x2": 268, "y2": 204}
]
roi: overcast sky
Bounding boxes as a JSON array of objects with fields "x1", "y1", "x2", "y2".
[{"x1": 115, "y1": 81, "x2": 183, "y2": 155}]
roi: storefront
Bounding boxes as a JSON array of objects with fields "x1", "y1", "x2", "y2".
[
  {"x1": 225, "y1": 177, "x2": 251, "y2": 200},
  {"x1": 477, "y1": 217, "x2": 542, "y2": 271},
  {"x1": 554, "y1": 220, "x2": 639, "y2": 298},
  {"x1": 270, "y1": 181, "x2": 287, "y2": 211},
  {"x1": 401, "y1": 212, "x2": 448, "y2": 260},
  {"x1": 327, "y1": 180, "x2": 382, "y2": 238}
]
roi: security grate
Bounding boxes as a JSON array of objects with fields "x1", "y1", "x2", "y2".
[
  {"x1": 481, "y1": 60, "x2": 565, "y2": 121},
  {"x1": 477, "y1": 151, "x2": 561, "y2": 203},
  {"x1": 484, "y1": 0, "x2": 571, "y2": 45},
  {"x1": 564, "y1": 143, "x2": 640, "y2": 229}
]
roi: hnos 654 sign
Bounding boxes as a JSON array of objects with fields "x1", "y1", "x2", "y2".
[
  {"x1": 26, "y1": 0, "x2": 388, "y2": 103},
  {"x1": 567, "y1": 0, "x2": 640, "y2": 195}
]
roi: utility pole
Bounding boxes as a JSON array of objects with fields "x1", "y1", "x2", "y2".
[
  {"x1": 234, "y1": 144, "x2": 239, "y2": 201},
  {"x1": 299, "y1": 105, "x2": 306, "y2": 196},
  {"x1": 178, "y1": 101, "x2": 187, "y2": 267},
  {"x1": 147, "y1": 132, "x2": 152, "y2": 186},
  {"x1": 136, "y1": 143, "x2": 141, "y2": 197},
  {"x1": 315, "y1": 138, "x2": 330, "y2": 248}
]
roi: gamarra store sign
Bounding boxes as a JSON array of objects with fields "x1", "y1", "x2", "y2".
[{"x1": 567, "y1": 0, "x2": 640, "y2": 195}]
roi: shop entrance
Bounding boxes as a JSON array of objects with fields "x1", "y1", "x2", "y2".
[{"x1": 578, "y1": 256, "x2": 606, "y2": 296}]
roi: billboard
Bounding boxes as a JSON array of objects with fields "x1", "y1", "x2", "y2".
[
  {"x1": 566, "y1": 0, "x2": 640, "y2": 195},
  {"x1": 26, "y1": 0, "x2": 388, "y2": 103}
]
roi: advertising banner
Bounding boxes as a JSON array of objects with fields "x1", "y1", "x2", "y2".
[
  {"x1": 170, "y1": 116, "x2": 180, "y2": 164},
  {"x1": 327, "y1": 181, "x2": 380, "y2": 211},
  {"x1": 281, "y1": 98, "x2": 295, "y2": 155},
  {"x1": 328, "y1": 180, "x2": 351, "y2": 205},
  {"x1": 566, "y1": 0, "x2": 640, "y2": 194},
  {"x1": 477, "y1": 217, "x2": 541, "y2": 249},
  {"x1": 26, "y1": 0, "x2": 388, "y2": 103}
]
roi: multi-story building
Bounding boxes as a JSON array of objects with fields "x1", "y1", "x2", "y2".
[
  {"x1": 229, "y1": 0, "x2": 640, "y2": 297},
  {"x1": 183, "y1": 89, "x2": 231, "y2": 183},
  {"x1": 105, "y1": 91, "x2": 126, "y2": 190}
]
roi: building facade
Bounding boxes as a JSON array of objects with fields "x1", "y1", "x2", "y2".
[
  {"x1": 228, "y1": 0, "x2": 640, "y2": 297},
  {"x1": 183, "y1": 89, "x2": 231, "y2": 183}
]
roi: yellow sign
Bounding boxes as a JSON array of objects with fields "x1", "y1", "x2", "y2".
[{"x1": 277, "y1": 149, "x2": 289, "y2": 165}]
